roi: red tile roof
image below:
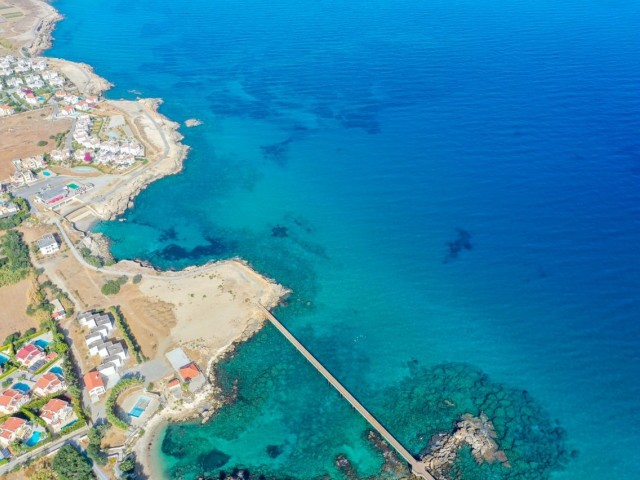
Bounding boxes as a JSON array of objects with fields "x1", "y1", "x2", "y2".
[
  {"x1": 42, "y1": 398, "x2": 69, "y2": 414},
  {"x1": 179, "y1": 363, "x2": 200, "y2": 382},
  {"x1": 0, "y1": 416, "x2": 26, "y2": 432},
  {"x1": 83, "y1": 371, "x2": 104, "y2": 391},
  {"x1": 34, "y1": 372, "x2": 62, "y2": 391},
  {"x1": 16, "y1": 344, "x2": 42, "y2": 360},
  {"x1": 0, "y1": 389, "x2": 24, "y2": 406}
]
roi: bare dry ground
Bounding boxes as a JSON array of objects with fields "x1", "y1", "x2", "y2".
[
  {"x1": 0, "y1": 277, "x2": 37, "y2": 340},
  {"x1": 0, "y1": 0, "x2": 58, "y2": 54},
  {"x1": 0, "y1": 108, "x2": 72, "y2": 178},
  {"x1": 46, "y1": 252, "x2": 177, "y2": 359}
]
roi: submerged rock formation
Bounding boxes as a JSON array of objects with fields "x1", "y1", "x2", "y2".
[{"x1": 421, "y1": 413, "x2": 509, "y2": 479}]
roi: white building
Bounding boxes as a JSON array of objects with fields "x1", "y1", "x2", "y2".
[{"x1": 38, "y1": 234, "x2": 59, "y2": 255}]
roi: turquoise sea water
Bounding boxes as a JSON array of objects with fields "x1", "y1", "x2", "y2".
[{"x1": 48, "y1": 0, "x2": 640, "y2": 478}]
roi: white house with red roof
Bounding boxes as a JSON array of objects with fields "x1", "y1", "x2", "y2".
[
  {"x1": 15, "y1": 343, "x2": 46, "y2": 368},
  {"x1": 0, "y1": 417, "x2": 32, "y2": 449},
  {"x1": 40, "y1": 398, "x2": 74, "y2": 430},
  {"x1": 83, "y1": 371, "x2": 106, "y2": 402},
  {"x1": 0, "y1": 105, "x2": 15, "y2": 117},
  {"x1": 0, "y1": 389, "x2": 30, "y2": 415},
  {"x1": 33, "y1": 372, "x2": 66, "y2": 397}
]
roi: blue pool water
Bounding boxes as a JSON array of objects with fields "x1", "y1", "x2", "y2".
[
  {"x1": 129, "y1": 407, "x2": 144, "y2": 418},
  {"x1": 49, "y1": 366, "x2": 63, "y2": 376},
  {"x1": 129, "y1": 396, "x2": 151, "y2": 418},
  {"x1": 24, "y1": 431, "x2": 42, "y2": 447},
  {"x1": 33, "y1": 339, "x2": 49, "y2": 349},
  {"x1": 0, "y1": 354, "x2": 8, "y2": 366},
  {"x1": 61, "y1": 419, "x2": 77, "y2": 430},
  {"x1": 11, "y1": 383, "x2": 30, "y2": 393},
  {"x1": 48, "y1": 0, "x2": 640, "y2": 479}
]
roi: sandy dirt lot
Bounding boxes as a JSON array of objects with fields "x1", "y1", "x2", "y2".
[
  {"x1": 0, "y1": 108, "x2": 72, "y2": 178},
  {"x1": 0, "y1": 277, "x2": 38, "y2": 340},
  {"x1": 0, "y1": 0, "x2": 59, "y2": 54},
  {"x1": 41, "y1": 251, "x2": 178, "y2": 359}
]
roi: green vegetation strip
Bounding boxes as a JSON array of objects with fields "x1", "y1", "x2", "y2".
[
  {"x1": 106, "y1": 377, "x2": 144, "y2": 429},
  {"x1": 13, "y1": 328, "x2": 46, "y2": 350},
  {"x1": 109, "y1": 306, "x2": 145, "y2": 363}
]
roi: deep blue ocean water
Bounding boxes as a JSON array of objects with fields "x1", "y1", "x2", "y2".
[{"x1": 48, "y1": 0, "x2": 640, "y2": 478}]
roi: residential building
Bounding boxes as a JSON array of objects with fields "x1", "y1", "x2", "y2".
[
  {"x1": 51, "y1": 298, "x2": 66, "y2": 320},
  {"x1": 15, "y1": 344, "x2": 46, "y2": 367},
  {"x1": 78, "y1": 311, "x2": 113, "y2": 331},
  {"x1": 40, "y1": 398, "x2": 73, "y2": 429},
  {"x1": 167, "y1": 378, "x2": 182, "y2": 399},
  {"x1": 38, "y1": 234, "x2": 59, "y2": 255},
  {"x1": 83, "y1": 371, "x2": 105, "y2": 400},
  {"x1": 96, "y1": 362, "x2": 118, "y2": 377},
  {"x1": 0, "y1": 105, "x2": 15, "y2": 117},
  {"x1": 0, "y1": 389, "x2": 30, "y2": 415},
  {"x1": 33, "y1": 372, "x2": 66, "y2": 397},
  {"x1": 0, "y1": 417, "x2": 32, "y2": 449},
  {"x1": 85, "y1": 331, "x2": 105, "y2": 348}
]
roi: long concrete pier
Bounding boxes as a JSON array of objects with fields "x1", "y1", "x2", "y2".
[{"x1": 259, "y1": 305, "x2": 436, "y2": 480}]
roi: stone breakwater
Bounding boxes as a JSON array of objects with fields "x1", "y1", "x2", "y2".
[{"x1": 421, "y1": 413, "x2": 509, "y2": 479}]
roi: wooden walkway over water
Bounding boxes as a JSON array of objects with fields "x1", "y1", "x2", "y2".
[{"x1": 259, "y1": 305, "x2": 436, "y2": 480}]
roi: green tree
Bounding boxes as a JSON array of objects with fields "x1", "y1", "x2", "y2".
[
  {"x1": 51, "y1": 341, "x2": 69, "y2": 354},
  {"x1": 3, "y1": 332, "x2": 19, "y2": 346},
  {"x1": 119, "y1": 457, "x2": 135, "y2": 473},
  {"x1": 51, "y1": 445, "x2": 94, "y2": 480}
]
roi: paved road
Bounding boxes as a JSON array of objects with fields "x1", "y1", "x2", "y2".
[
  {"x1": 13, "y1": 175, "x2": 68, "y2": 212},
  {"x1": 65, "y1": 117, "x2": 77, "y2": 150},
  {"x1": 125, "y1": 356, "x2": 173, "y2": 384},
  {"x1": 53, "y1": 217, "x2": 230, "y2": 282},
  {"x1": 93, "y1": 463, "x2": 110, "y2": 480}
]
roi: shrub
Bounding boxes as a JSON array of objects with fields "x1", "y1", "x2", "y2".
[
  {"x1": 132, "y1": 274, "x2": 142, "y2": 284},
  {"x1": 37, "y1": 140, "x2": 48, "y2": 147},
  {"x1": 101, "y1": 280, "x2": 121, "y2": 295}
]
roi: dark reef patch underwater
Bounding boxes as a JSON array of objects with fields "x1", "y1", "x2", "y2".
[
  {"x1": 161, "y1": 360, "x2": 571, "y2": 480},
  {"x1": 378, "y1": 362, "x2": 573, "y2": 480}
]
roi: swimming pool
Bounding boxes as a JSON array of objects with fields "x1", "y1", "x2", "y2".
[
  {"x1": 24, "y1": 431, "x2": 42, "y2": 447},
  {"x1": 12, "y1": 383, "x2": 30, "y2": 393},
  {"x1": 0, "y1": 354, "x2": 8, "y2": 365},
  {"x1": 33, "y1": 339, "x2": 49, "y2": 349},
  {"x1": 128, "y1": 396, "x2": 151, "y2": 418},
  {"x1": 49, "y1": 366, "x2": 63, "y2": 376},
  {"x1": 42, "y1": 170, "x2": 51, "y2": 177},
  {"x1": 61, "y1": 419, "x2": 77, "y2": 430}
]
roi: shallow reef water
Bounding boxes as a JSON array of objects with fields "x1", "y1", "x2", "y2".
[
  {"x1": 377, "y1": 362, "x2": 572, "y2": 480},
  {"x1": 48, "y1": 0, "x2": 640, "y2": 478}
]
